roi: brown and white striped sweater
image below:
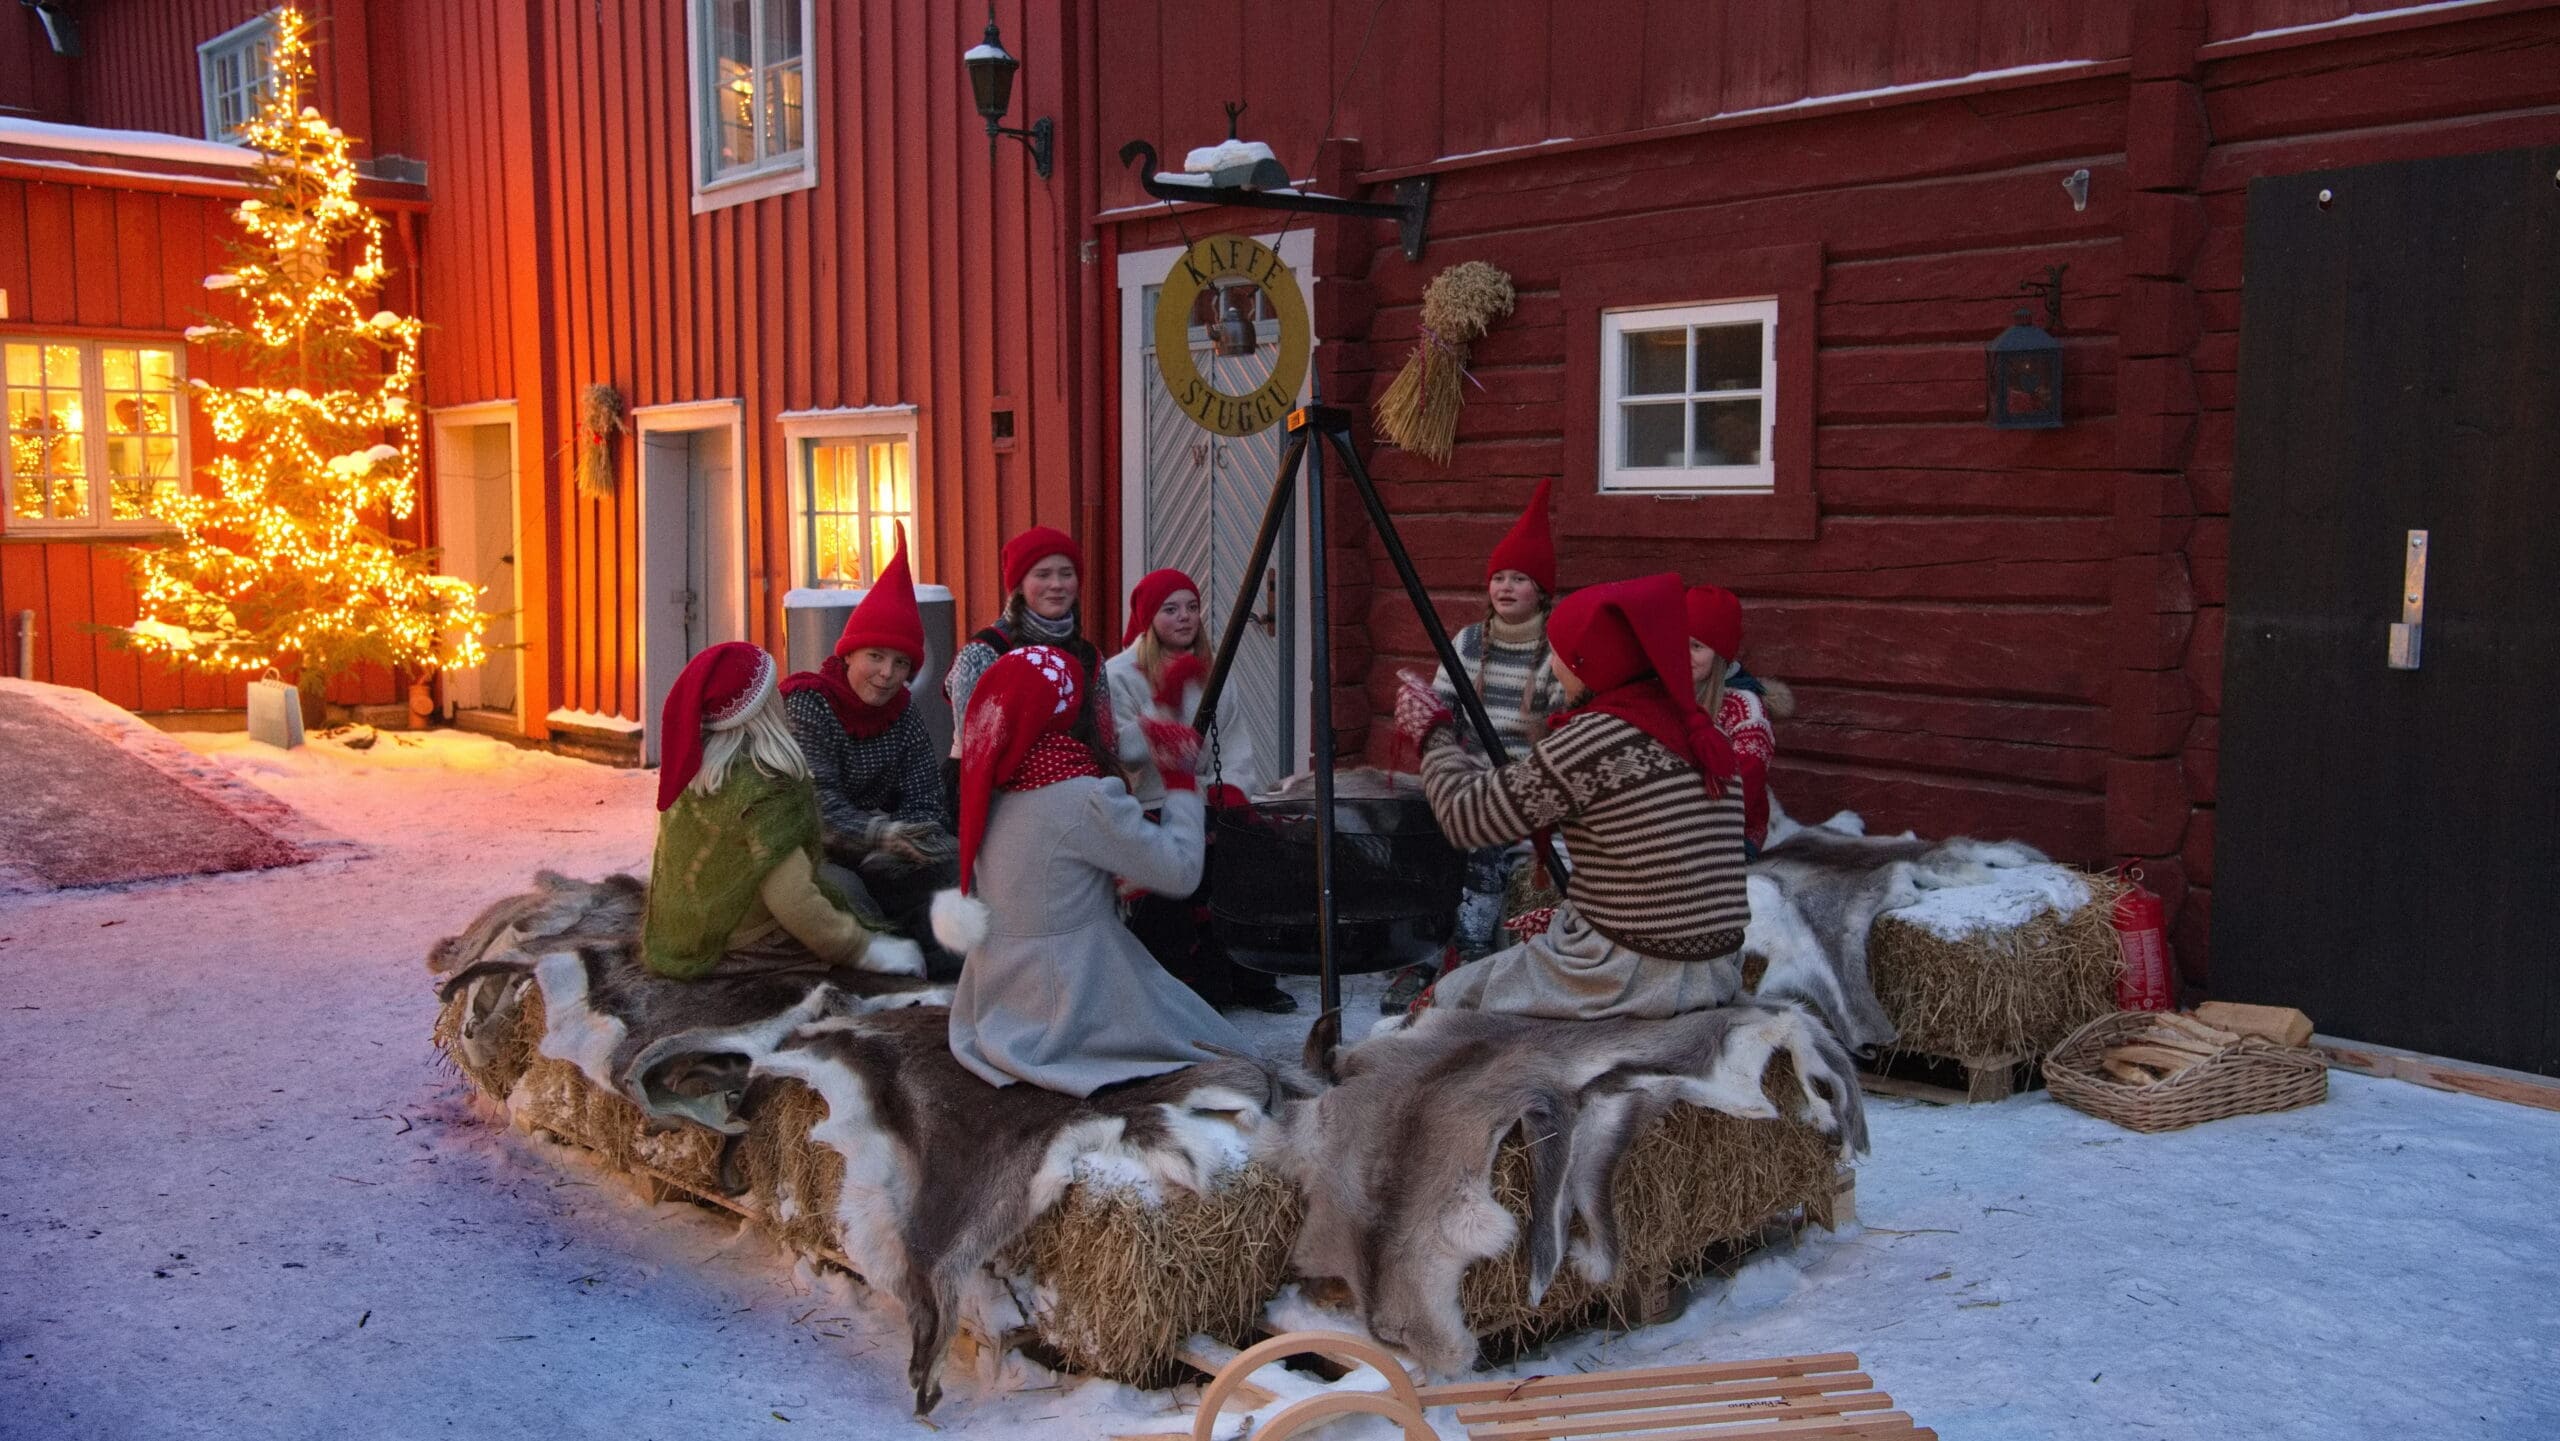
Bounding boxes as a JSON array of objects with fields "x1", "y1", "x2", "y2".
[{"x1": 1419, "y1": 712, "x2": 1749, "y2": 960}]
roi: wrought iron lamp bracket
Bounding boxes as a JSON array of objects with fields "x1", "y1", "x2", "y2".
[{"x1": 1118, "y1": 140, "x2": 1434, "y2": 260}]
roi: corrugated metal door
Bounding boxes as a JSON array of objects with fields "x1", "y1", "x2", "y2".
[{"x1": 1137, "y1": 279, "x2": 1295, "y2": 784}]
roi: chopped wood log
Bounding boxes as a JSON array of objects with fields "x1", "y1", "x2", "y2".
[
  {"x1": 2130, "y1": 1028, "x2": 2225, "y2": 1058},
  {"x1": 2106, "y1": 1042, "x2": 2206, "y2": 1075},
  {"x1": 2152, "y1": 1011, "x2": 2244, "y2": 1047},
  {"x1": 2196, "y1": 1001, "x2": 2315, "y2": 1048},
  {"x1": 2101, "y1": 1058, "x2": 2164, "y2": 1086}
]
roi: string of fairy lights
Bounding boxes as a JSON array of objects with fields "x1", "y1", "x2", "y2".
[{"x1": 126, "y1": 5, "x2": 486, "y2": 686}]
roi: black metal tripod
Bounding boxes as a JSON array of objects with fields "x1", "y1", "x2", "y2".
[{"x1": 1194, "y1": 402, "x2": 1568, "y2": 1017}]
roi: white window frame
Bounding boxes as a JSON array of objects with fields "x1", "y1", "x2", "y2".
[
  {"x1": 684, "y1": 0, "x2": 820, "y2": 213},
  {"x1": 1598, "y1": 297, "x2": 1779, "y2": 495},
  {"x1": 777, "y1": 405, "x2": 919, "y2": 590},
  {"x1": 198, "y1": 11, "x2": 280, "y2": 143},
  {"x1": 2, "y1": 337, "x2": 191, "y2": 533}
]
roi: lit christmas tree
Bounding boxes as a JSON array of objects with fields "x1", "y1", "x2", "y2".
[{"x1": 126, "y1": 6, "x2": 484, "y2": 698}]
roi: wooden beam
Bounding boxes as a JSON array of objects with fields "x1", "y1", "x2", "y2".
[{"x1": 2313, "y1": 1035, "x2": 2560, "y2": 1115}]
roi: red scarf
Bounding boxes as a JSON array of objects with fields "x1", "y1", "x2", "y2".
[
  {"x1": 779, "y1": 657, "x2": 911, "y2": 739},
  {"x1": 1550, "y1": 675, "x2": 1741, "y2": 797},
  {"x1": 1004, "y1": 730, "x2": 1105, "y2": 792}
]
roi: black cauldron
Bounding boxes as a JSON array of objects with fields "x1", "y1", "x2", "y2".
[{"x1": 1208, "y1": 793, "x2": 1462, "y2": 976}]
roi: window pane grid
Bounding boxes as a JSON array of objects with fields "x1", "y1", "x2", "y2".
[
  {"x1": 4, "y1": 339, "x2": 186, "y2": 527},
  {"x1": 802, "y1": 435, "x2": 915, "y2": 588},
  {"x1": 704, "y1": 0, "x2": 807, "y2": 182},
  {"x1": 1601, "y1": 301, "x2": 1776, "y2": 493}
]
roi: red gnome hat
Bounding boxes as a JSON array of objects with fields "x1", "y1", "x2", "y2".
[
  {"x1": 1548, "y1": 573, "x2": 1738, "y2": 798},
  {"x1": 1120, "y1": 567, "x2": 1199, "y2": 649},
  {"x1": 655, "y1": 640, "x2": 778, "y2": 811},
  {"x1": 1684, "y1": 584, "x2": 1744, "y2": 663},
  {"x1": 838, "y1": 525, "x2": 924, "y2": 666},
  {"x1": 1000, "y1": 525, "x2": 1084, "y2": 597},
  {"x1": 930, "y1": 644, "x2": 1082, "y2": 954},
  {"x1": 1486, "y1": 477, "x2": 1556, "y2": 594}
]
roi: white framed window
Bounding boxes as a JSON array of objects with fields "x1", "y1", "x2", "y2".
[
  {"x1": 687, "y1": 0, "x2": 817, "y2": 211},
  {"x1": 198, "y1": 12, "x2": 280, "y2": 143},
  {"x1": 779, "y1": 407, "x2": 917, "y2": 589},
  {"x1": 1598, "y1": 298, "x2": 1778, "y2": 494},
  {"x1": 3, "y1": 339, "x2": 188, "y2": 531}
]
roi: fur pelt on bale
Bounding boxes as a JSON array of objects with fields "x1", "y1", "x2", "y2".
[
  {"x1": 1742, "y1": 808, "x2": 2050, "y2": 1057},
  {"x1": 431, "y1": 872, "x2": 1294, "y2": 1416},
  {"x1": 1268, "y1": 1003, "x2": 1865, "y2": 1377}
]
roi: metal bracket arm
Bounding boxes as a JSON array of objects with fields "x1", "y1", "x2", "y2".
[{"x1": 1118, "y1": 141, "x2": 1433, "y2": 260}]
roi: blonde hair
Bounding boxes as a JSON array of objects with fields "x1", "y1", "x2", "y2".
[
  {"x1": 1694, "y1": 650, "x2": 1729, "y2": 717},
  {"x1": 1135, "y1": 620, "x2": 1212, "y2": 690},
  {"x1": 692, "y1": 695, "x2": 809, "y2": 797}
]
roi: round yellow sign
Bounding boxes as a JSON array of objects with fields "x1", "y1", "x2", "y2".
[{"x1": 1153, "y1": 234, "x2": 1311, "y2": 438}]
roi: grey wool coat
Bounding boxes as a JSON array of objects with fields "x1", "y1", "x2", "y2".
[{"x1": 946, "y1": 779, "x2": 1246, "y2": 1096}]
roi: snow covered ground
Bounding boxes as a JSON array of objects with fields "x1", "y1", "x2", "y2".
[{"x1": 3, "y1": 705, "x2": 2557, "y2": 1440}]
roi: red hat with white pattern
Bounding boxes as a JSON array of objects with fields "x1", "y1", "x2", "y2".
[{"x1": 654, "y1": 641, "x2": 777, "y2": 811}]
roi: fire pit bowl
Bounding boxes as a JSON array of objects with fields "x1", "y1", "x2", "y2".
[{"x1": 1208, "y1": 792, "x2": 1462, "y2": 976}]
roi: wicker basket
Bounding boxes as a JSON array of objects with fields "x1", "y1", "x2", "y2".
[{"x1": 2045, "y1": 1010, "x2": 2328, "y2": 1133}]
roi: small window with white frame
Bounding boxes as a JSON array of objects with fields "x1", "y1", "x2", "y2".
[
  {"x1": 786, "y1": 415, "x2": 917, "y2": 589},
  {"x1": 3, "y1": 339, "x2": 189, "y2": 530},
  {"x1": 199, "y1": 11, "x2": 280, "y2": 143},
  {"x1": 1598, "y1": 298, "x2": 1778, "y2": 494},
  {"x1": 689, "y1": 0, "x2": 816, "y2": 208}
]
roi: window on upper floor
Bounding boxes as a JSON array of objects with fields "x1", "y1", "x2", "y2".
[
  {"x1": 689, "y1": 0, "x2": 817, "y2": 211},
  {"x1": 3, "y1": 339, "x2": 189, "y2": 532},
  {"x1": 199, "y1": 11, "x2": 280, "y2": 143},
  {"x1": 1598, "y1": 298, "x2": 1779, "y2": 495}
]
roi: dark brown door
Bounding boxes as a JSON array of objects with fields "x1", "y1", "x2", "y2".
[{"x1": 2217, "y1": 145, "x2": 2560, "y2": 1077}]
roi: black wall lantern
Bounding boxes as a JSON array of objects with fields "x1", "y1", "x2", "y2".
[
  {"x1": 964, "y1": 15, "x2": 1054, "y2": 179},
  {"x1": 1987, "y1": 264, "x2": 2067, "y2": 430}
]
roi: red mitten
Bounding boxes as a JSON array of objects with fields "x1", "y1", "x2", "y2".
[
  {"x1": 1393, "y1": 679, "x2": 1453, "y2": 742},
  {"x1": 1141, "y1": 716, "x2": 1202, "y2": 791},
  {"x1": 1206, "y1": 783, "x2": 1250, "y2": 810},
  {"x1": 1154, "y1": 652, "x2": 1209, "y2": 714}
]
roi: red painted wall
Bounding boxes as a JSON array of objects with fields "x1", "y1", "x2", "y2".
[{"x1": 1096, "y1": 0, "x2": 2560, "y2": 989}]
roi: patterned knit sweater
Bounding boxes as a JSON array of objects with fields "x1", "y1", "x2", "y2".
[
  {"x1": 1430, "y1": 613, "x2": 1565, "y2": 759},
  {"x1": 1419, "y1": 712, "x2": 1750, "y2": 960},
  {"x1": 780, "y1": 690, "x2": 948, "y2": 843}
]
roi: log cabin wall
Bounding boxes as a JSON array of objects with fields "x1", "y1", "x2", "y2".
[{"x1": 1096, "y1": 0, "x2": 2560, "y2": 986}]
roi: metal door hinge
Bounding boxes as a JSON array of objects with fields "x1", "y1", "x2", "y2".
[{"x1": 2387, "y1": 530, "x2": 2426, "y2": 670}]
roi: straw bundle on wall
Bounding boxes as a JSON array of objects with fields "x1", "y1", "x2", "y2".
[
  {"x1": 1869, "y1": 870, "x2": 2130, "y2": 1063},
  {"x1": 1457, "y1": 1059, "x2": 1838, "y2": 1355}
]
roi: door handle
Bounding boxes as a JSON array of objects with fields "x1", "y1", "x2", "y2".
[
  {"x1": 1251, "y1": 569, "x2": 1278, "y2": 637},
  {"x1": 2387, "y1": 530, "x2": 2426, "y2": 670}
]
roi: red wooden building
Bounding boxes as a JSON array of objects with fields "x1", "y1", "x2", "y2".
[{"x1": 5, "y1": 0, "x2": 2557, "y2": 1067}]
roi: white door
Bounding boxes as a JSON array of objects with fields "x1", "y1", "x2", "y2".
[
  {"x1": 431, "y1": 410, "x2": 521, "y2": 723},
  {"x1": 1119, "y1": 233, "x2": 1315, "y2": 783},
  {"x1": 639, "y1": 407, "x2": 748, "y2": 764}
]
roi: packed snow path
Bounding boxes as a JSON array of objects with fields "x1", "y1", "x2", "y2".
[{"x1": 2, "y1": 708, "x2": 2555, "y2": 1440}]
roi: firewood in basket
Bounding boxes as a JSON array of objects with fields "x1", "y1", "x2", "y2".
[
  {"x1": 2101, "y1": 1058, "x2": 2165, "y2": 1087},
  {"x1": 2152, "y1": 1011, "x2": 2245, "y2": 1047},
  {"x1": 2133, "y1": 1028, "x2": 2228, "y2": 1058},
  {"x1": 2106, "y1": 1042, "x2": 2205, "y2": 1076},
  {"x1": 2193, "y1": 1001, "x2": 2315, "y2": 1049}
]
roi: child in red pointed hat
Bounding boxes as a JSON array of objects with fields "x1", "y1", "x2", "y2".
[
  {"x1": 934, "y1": 645, "x2": 1247, "y2": 1096},
  {"x1": 1384, "y1": 479, "x2": 1568, "y2": 1012},
  {"x1": 778, "y1": 527, "x2": 962, "y2": 977},
  {"x1": 1104, "y1": 567, "x2": 1294, "y2": 1015},
  {"x1": 1682, "y1": 583, "x2": 1782, "y2": 855},
  {"x1": 1391, "y1": 572, "x2": 1752, "y2": 1022},
  {"x1": 642, "y1": 640, "x2": 927, "y2": 982},
  {"x1": 943, "y1": 524, "x2": 1112, "y2": 761}
]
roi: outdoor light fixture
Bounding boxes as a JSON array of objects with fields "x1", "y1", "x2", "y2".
[
  {"x1": 20, "y1": 0, "x2": 79, "y2": 56},
  {"x1": 964, "y1": 15, "x2": 1054, "y2": 179},
  {"x1": 1209, "y1": 286, "x2": 1259, "y2": 358},
  {"x1": 1987, "y1": 264, "x2": 2067, "y2": 430}
]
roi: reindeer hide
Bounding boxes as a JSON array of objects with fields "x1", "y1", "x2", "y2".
[
  {"x1": 1743, "y1": 813, "x2": 2050, "y2": 1056},
  {"x1": 1269, "y1": 1003, "x2": 1864, "y2": 1377}
]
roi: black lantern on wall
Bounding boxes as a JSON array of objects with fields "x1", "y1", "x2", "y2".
[
  {"x1": 964, "y1": 16, "x2": 1054, "y2": 179},
  {"x1": 1986, "y1": 265, "x2": 2066, "y2": 430}
]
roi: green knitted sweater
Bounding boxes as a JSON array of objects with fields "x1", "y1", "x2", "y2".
[{"x1": 642, "y1": 764, "x2": 855, "y2": 979}]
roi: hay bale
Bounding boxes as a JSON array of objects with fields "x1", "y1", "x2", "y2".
[
  {"x1": 1007, "y1": 1163, "x2": 1304, "y2": 1386},
  {"x1": 1458, "y1": 1059, "x2": 1838, "y2": 1355},
  {"x1": 433, "y1": 985, "x2": 1303, "y2": 1384},
  {"x1": 1870, "y1": 869, "x2": 2128, "y2": 1063},
  {"x1": 431, "y1": 975, "x2": 544, "y2": 1101}
]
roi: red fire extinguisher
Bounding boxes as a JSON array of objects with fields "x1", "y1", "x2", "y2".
[{"x1": 2112, "y1": 865, "x2": 2173, "y2": 1012}]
